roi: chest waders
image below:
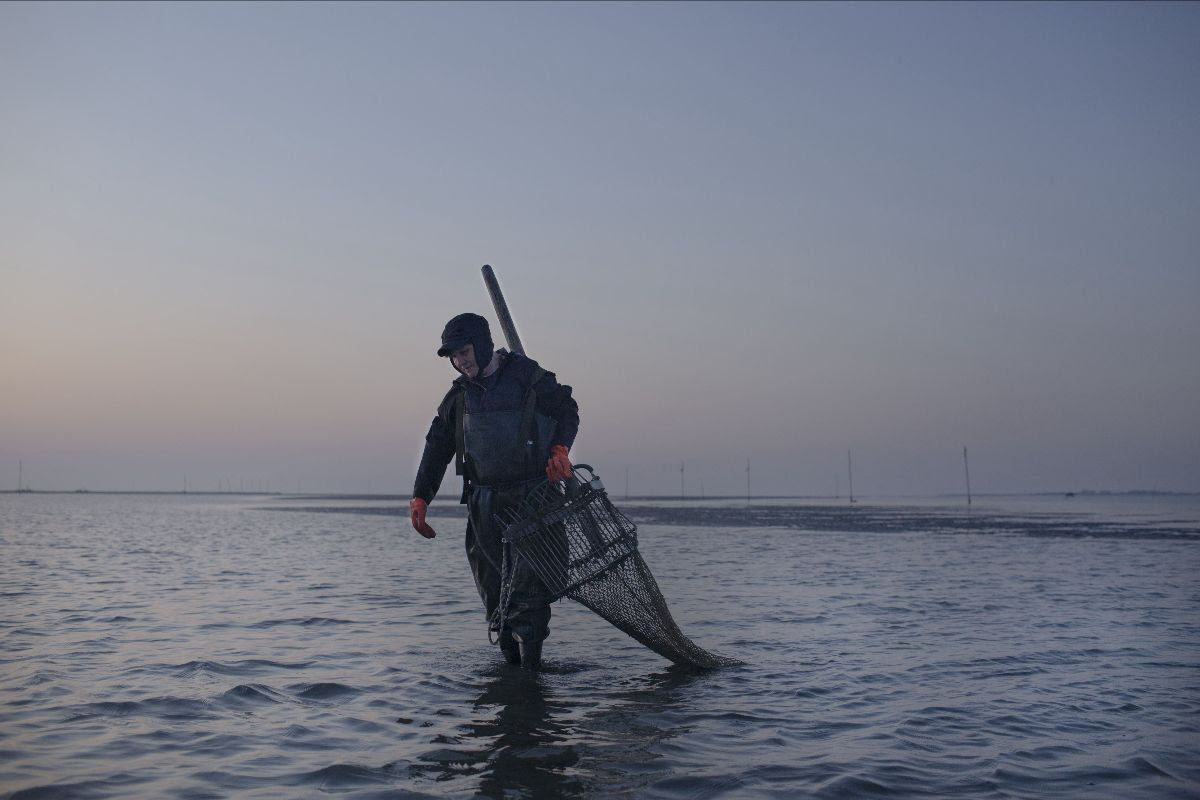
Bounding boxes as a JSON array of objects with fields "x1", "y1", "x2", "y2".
[{"x1": 454, "y1": 366, "x2": 556, "y2": 647}]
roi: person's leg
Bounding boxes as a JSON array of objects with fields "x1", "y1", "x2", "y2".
[
  {"x1": 464, "y1": 488, "x2": 519, "y2": 663},
  {"x1": 496, "y1": 627, "x2": 521, "y2": 665},
  {"x1": 490, "y1": 484, "x2": 556, "y2": 670},
  {"x1": 503, "y1": 562, "x2": 552, "y2": 670}
]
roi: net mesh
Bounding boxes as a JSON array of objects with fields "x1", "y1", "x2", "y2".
[{"x1": 495, "y1": 466, "x2": 740, "y2": 669}]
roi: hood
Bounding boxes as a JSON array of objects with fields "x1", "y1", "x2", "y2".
[{"x1": 437, "y1": 312, "x2": 494, "y2": 374}]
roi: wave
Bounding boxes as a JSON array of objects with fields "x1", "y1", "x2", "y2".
[
  {"x1": 194, "y1": 616, "x2": 355, "y2": 630},
  {"x1": 293, "y1": 763, "x2": 399, "y2": 789},
  {"x1": 65, "y1": 696, "x2": 214, "y2": 722},
  {"x1": 991, "y1": 756, "x2": 1182, "y2": 792},
  {"x1": 218, "y1": 684, "x2": 284, "y2": 706},
  {"x1": 7, "y1": 778, "x2": 124, "y2": 800},
  {"x1": 289, "y1": 682, "x2": 363, "y2": 701},
  {"x1": 170, "y1": 658, "x2": 314, "y2": 677}
]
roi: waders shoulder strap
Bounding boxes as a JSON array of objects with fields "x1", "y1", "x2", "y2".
[
  {"x1": 454, "y1": 386, "x2": 466, "y2": 476},
  {"x1": 519, "y1": 365, "x2": 548, "y2": 473}
]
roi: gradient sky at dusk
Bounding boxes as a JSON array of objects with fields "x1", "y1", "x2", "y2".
[{"x1": 3, "y1": 2, "x2": 1198, "y2": 496}]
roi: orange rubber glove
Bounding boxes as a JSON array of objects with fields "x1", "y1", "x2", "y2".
[
  {"x1": 409, "y1": 498, "x2": 436, "y2": 539},
  {"x1": 546, "y1": 444, "x2": 573, "y2": 482}
]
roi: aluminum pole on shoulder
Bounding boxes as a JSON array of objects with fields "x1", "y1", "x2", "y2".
[{"x1": 481, "y1": 264, "x2": 526, "y2": 356}]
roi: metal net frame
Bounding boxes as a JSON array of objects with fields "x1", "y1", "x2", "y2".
[{"x1": 495, "y1": 466, "x2": 740, "y2": 669}]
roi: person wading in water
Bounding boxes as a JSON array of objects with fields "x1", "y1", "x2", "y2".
[{"x1": 409, "y1": 313, "x2": 580, "y2": 671}]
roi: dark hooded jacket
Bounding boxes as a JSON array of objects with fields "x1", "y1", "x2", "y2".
[{"x1": 413, "y1": 351, "x2": 579, "y2": 504}]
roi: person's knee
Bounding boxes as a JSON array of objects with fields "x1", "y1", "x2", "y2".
[{"x1": 510, "y1": 606, "x2": 551, "y2": 643}]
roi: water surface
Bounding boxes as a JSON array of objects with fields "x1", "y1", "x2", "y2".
[{"x1": 2, "y1": 493, "x2": 1198, "y2": 798}]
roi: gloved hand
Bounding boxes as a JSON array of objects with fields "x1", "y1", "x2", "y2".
[
  {"x1": 546, "y1": 444, "x2": 573, "y2": 482},
  {"x1": 409, "y1": 498, "x2": 436, "y2": 539}
]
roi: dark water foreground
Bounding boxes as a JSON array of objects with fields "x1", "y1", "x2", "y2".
[{"x1": 1, "y1": 494, "x2": 1198, "y2": 799}]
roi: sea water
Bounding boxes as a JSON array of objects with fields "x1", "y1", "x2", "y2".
[{"x1": 1, "y1": 492, "x2": 1198, "y2": 799}]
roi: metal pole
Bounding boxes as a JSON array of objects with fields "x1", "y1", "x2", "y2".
[{"x1": 481, "y1": 264, "x2": 526, "y2": 356}]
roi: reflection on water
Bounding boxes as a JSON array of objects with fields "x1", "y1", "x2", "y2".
[
  {"x1": 568, "y1": 666, "x2": 710, "y2": 797},
  {"x1": 412, "y1": 664, "x2": 708, "y2": 799},
  {"x1": 405, "y1": 666, "x2": 580, "y2": 796},
  {"x1": 464, "y1": 669, "x2": 583, "y2": 799}
]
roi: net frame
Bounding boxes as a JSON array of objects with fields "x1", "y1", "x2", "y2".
[{"x1": 495, "y1": 466, "x2": 740, "y2": 669}]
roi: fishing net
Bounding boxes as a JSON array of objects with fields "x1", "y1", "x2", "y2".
[{"x1": 494, "y1": 466, "x2": 740, "y2": 669}]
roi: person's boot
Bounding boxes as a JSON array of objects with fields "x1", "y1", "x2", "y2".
[
  {"x1": 498, "y1": 628, "x2": 521, "y2": 665},
  {"x1": 518, "y1": 639, "x2": 543, "y2": 672}
]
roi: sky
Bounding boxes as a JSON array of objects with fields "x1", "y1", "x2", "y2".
[{"x1": 2, "y1": 1, "x2": 1198, "y2": 497}]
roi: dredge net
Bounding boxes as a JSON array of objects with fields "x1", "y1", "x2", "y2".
[{"x1": 494, "y1": 466, "x2": 740, "y2": 669}]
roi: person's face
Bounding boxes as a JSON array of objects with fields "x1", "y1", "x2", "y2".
[{"x1": 450, "y1": 343, "x2": 478, "y2": 378}]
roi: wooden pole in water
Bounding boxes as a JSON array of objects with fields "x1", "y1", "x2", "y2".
[
  {"x1": 848, "y1": 450, "x2": 855, "y2": 504},
  {"x1": 746, "y1": 458, "x2": 751, "y2": 503},
  {"x1": 963, "y1": 446, "x2": 972, "y2": 506},
  {"x1": 680, "y1": 461, "x2": 685, "y2": 501},
  {"x1": 481, "y1": 264, "x2": 526, "y2": 356}
]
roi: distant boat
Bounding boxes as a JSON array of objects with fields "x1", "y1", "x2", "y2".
[{"x1": 1065, "y1": 492, "x2": 1076, "y2": 498}]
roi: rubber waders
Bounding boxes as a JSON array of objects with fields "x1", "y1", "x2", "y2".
[
  {"x1": 499, "y1": 629, "x2": 521, "y2": 666},
  {"x1": 519, "y1": 639, "x2": 542, "y2": 671}
]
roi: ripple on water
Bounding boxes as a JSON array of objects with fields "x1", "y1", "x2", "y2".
[
  {"x1": 65, "y1": 697, "x2": 215, "y2": 722},
  {"x1": 199, "y1": 616, "x2": 355, "y2": 630},
  {"x1": 169, "y1": 658, "x2": 314, "y2": 677},
  {"x1": 1009, "y1": 743, "x2": 1088, "y2": 762},
  {"x1": 289, "y1": 682, "x2": 363, "y2": 701},
  {"x1": 217, "y1": 684, "x2": 284, "y2": 707},
  {"x1": 7, "y1": 778, "x2": 127, "y2": 800},
  {"x1": 292, "y1": 763, "x2": 404, "y2": 791},
  {"x1": 991, "y1": 758, "x2": 1184, "y2": 796}
]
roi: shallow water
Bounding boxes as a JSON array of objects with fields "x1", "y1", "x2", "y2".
[{"x1": 2, "y1": 493, "x2": 1198, "y2": 799}]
